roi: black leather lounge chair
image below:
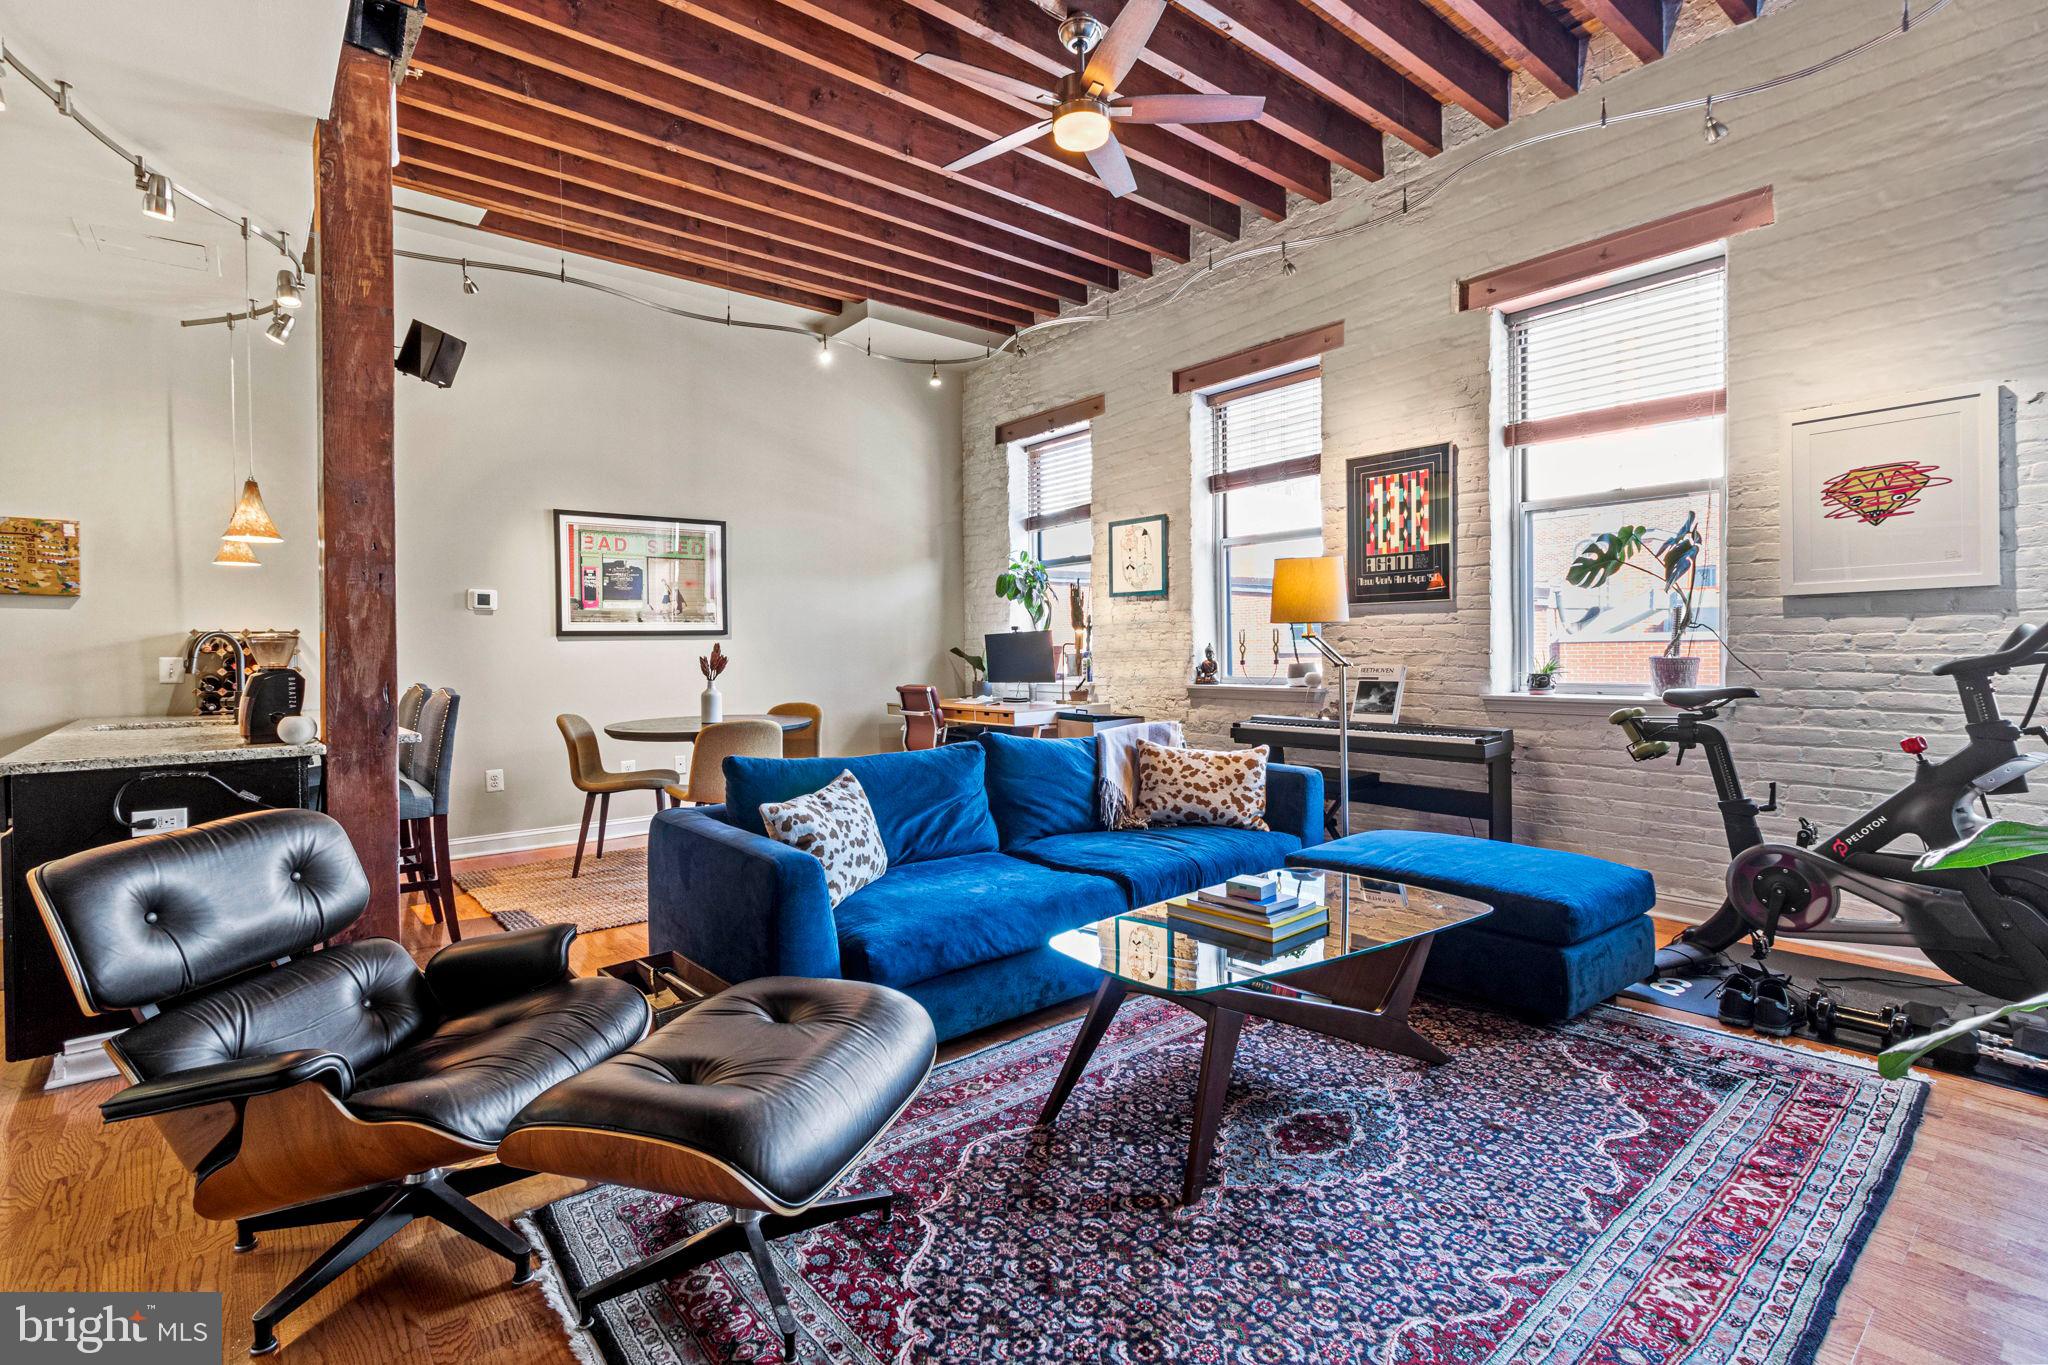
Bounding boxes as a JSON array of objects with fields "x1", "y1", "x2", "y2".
[{"x1": 27, "y1": 808, "x2": 651, "y2": 1355}]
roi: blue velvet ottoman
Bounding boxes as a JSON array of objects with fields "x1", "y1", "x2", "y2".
[{"x1": 1288, "y1": 831, "x2": 1656, "y2": 1021}]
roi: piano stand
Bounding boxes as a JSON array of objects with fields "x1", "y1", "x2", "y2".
[{"x1": 1319, "y1": 767, "x2": 1513, "y2": 843}]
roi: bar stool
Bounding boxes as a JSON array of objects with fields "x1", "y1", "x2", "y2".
[
  {"x1": 557, "y1": 714, "x2": 680, "y2": 877},
  {"x1": 399, "y1": 687, "x2": 461, "y2": 940}
]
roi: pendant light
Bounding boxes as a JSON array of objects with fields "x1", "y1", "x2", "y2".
[
  {"x1": 220, "y1": 224, "x2": 283, "y2": 545},
  {"x1": 214, "y1": 322, "x2": 264, "y2": 567}
]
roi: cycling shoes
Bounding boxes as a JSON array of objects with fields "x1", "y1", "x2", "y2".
[
  {"x1": 1717, "y1": 968, "x2": 1759, "y2": 1029},
  {"x1": 1752, "y1": 973, "x2": 1798, "y2": 1038}
]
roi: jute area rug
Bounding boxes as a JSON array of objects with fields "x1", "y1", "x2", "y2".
[{"x1": 461, "y1": 847, "x2": 648, "y2": 932}]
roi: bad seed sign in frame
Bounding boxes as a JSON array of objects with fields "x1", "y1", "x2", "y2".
[{"x1": 555, "y1": 509, "x2": 727, "y2": 637}]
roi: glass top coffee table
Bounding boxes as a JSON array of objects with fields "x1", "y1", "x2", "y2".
[{"x1": 1043, "y1": 868, "x2": 1492, "y2": 1204}]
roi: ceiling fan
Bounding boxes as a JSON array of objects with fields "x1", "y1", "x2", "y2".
[{"x1": 916, "y1": 1, "x2": 1265, "y2": 199}]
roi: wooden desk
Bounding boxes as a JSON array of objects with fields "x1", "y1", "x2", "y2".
[{"x1": 939, "y1": 700, "x2": 1058, "y2": 734}]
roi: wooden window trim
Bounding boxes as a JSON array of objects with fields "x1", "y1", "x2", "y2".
[
  {"x1": 995, "y1": 394, "x2": 1105, "y2": 446},
  {"x1": 1503, "y1": 389, "x2": 1727, "y2": 447},
  {"x1": 1173, "y1": 323, "x2": 1344, "y2": 395},
  {"x1": 1458, "y1": 187, "x2": 1773, "y2": 313}
]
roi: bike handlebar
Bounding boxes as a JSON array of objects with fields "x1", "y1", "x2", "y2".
[{"x1": 1932, "y1": 621, "x2": 2048, "y2": 677}]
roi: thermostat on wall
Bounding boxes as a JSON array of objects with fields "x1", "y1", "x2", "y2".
[{"x1": 467, "y1": 588, "x2": 498, "y2": 614}]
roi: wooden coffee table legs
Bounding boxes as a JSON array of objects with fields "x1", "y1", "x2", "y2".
[{"x1": 1039, "y1": 937, "x2": 1450, "y2": 1204}]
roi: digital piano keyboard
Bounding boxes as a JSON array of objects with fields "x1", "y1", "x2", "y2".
[{"x1": 1230, "y1": 716, "x2": 1516, "y2": 841}]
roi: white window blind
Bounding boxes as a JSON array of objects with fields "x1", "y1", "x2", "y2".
[
  {"x1": 1207, "y1": 369, "x2": 1322, "y2": 493},
  {"x1": 1024, "y1": 428, "x2": 1092, "y2": 531},
  {"x1": 1505, "y1": 259, "x2": 1726, "y2": 446}
]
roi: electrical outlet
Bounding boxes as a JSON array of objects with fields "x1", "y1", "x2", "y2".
[
  {"x1": 484, "y1": 768, "x2": 505, "y2": 793},
  {"x1": 131, "y1": 807, "x2": 188, "y2": 836},
  {"x1": 676, "y1": 753, "x2": 689, "y2": 772},
  {"x1": 157, "y1": 657, "x2": 183, "y2": 685},
  {"x1": 619, "y1": 758, "x2": 638, "y2": 772}
]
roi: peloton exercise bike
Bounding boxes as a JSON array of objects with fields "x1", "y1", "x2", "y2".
[{"x1": 1608, "y1": 622, "x2": 2048, "y2": 1044}]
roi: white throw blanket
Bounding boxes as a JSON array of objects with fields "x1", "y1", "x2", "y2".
[{"x1": 1096, "y1": 720, "x2": 1184, "y2": 830}]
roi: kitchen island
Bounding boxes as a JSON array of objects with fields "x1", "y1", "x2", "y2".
[{"x1": 0, "y1": 717, "x2": 325, "y2": 1076}]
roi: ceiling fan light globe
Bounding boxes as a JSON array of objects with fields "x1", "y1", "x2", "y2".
[{"x1": 1051, "y1": 103, "x2": 1112, "y2": 153}]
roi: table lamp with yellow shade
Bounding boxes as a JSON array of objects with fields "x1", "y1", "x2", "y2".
[{"x1": 1269, "y1": 555, "x2": 1355, "y2": 837}]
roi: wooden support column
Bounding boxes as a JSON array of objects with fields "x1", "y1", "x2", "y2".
[{"x1": 317, "y1": 43, "x2": 400, "y2": 940}]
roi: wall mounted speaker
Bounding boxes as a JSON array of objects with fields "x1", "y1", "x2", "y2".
[{"x1": 396, "y1": 320, "x2": 467, "y2": 388}]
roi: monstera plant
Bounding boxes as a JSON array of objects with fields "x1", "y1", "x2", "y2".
[{"x1": 1567, "y1": 511, "x2": 1711, "y2": 691}]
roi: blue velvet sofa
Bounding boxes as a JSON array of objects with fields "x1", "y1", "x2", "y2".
[{"x1": 647, "y1": 733, "x2": 1324, "y2": 1041}]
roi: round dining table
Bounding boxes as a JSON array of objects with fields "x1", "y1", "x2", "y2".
[{"x1": 603, "y1": 713, "x2": 814, "y2": 742}]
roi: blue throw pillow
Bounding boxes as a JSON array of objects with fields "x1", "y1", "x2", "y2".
[
  {"x1": 724, "y1": 745, "x2": 1000, "y2": 865},
  {"x1": 979, "y1": 732, "x2": 1100, "y2": 848}
]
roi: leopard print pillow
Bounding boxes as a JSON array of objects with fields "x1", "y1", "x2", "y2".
[
  {"x1": 1132, "y1": 741, "x2": 1270, "y2": 831},
  {"x1": 758, "y1": 771, "x2": 888, "y2": 907}
]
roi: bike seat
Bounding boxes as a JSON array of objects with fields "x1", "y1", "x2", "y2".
[{"x1": 1662, "y1": 685, "x2": 1759, "y2": 710}]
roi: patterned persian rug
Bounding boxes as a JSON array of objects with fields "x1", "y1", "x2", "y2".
[
  {"x1": 460, "y1": 847, "x2": 647, "y2": 932},
  {"x1": 528, "y1": 997, "x2": 1924, "y2": 1365}
]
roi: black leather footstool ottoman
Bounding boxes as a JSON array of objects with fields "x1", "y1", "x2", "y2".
[{"x1": 501, "y1": 975, "x2": 936, "y2": 1358}]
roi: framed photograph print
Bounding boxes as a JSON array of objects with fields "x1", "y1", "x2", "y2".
[
  {"x1": 1780, "y1": 386, "x2": 2000, "y2": 595},
  {"x1": 1108, "y1": 514, "x2": 1168, "y2": 598},
  {"x1": 1346, "y1": 443, "x2": 1455, "y2": 607},
  {"x1": 554, "y1": 509, "x2": 728, "y2": 637}
]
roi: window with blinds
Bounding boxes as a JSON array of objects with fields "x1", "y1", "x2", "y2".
[
  {"x1": 1023, "y1": 428, "x2": 1092, "y2": 532},
  {"x1": 1504, "y1": 259, "x2": 1726, "y2": 446},
  {"x1": 1207, "y1": 367, "x2": 1322, "y2": 493}
]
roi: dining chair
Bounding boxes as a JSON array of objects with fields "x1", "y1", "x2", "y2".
[
  {"x1": 898, "y1": 684, "x2": 945, "y2": 751},
  {"x1": 664, "y1": 719, "x2": 782, "y2": 807},
  {"x1": 557, "y1": 714, "x2": 681, "y2": 877},
  {"x1": 398, "y1": 681, "x2": 429, "y2": 736},
  {"x1": 768, "y1": 701, "x2": 822, "y2": 759},
  {"x1": 398, "y1": 687, "x2": 461, "y2": 940}
]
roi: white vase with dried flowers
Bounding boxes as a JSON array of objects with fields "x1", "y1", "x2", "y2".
[{"x1": 698, "y1": 643, "x2": 728, "y2": 723}]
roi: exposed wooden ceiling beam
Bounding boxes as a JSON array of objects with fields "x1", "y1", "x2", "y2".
[
  {"x1": 1579, "y1": 0, "x2": 1677, "y2": 64},
  {"x1": 781, "y1": 0, "x2": 1307, "y2": 214},
  {"x1": 1715, "y1": 0, "x2": 1761, "y2": 20},
  {"x1": 400, "y1": 77, "x2": 1108, "y2": 298},
  {"x1": 396, "y1": 143, "x2": 1049, "y2": 330},
  {"x1": 1427, "y1": 0, "x2": 1584, "y2": 101},
  {"x1": 408, "y1": 28, "x2": 1155, "y2": 283},
  {"x1": 399, "y1": 107, "x2": 1071, "y2": 315},
  {"x1": 669, "y1": 0, "x2": 1268, "y2": 231},
  {"x1": 469, "y1": 210, "x2": 850, "y2": 315},
  {"x1": 442, "y1": 0, "x2": 1187, "y2": 264},
  {"x1": 1171, "y1": 0, "x2": 1444, "y2": 155},
  {"x1": 917, "y1": 0, "x2": 1379, "y2": 183},
  {"x1": 1299, "y1": 0, "x2": 1510, "y2": 127}
]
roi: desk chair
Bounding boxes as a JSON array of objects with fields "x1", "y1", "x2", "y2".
[
  {"x1": 664, "y1": 719, "x2": 781, "y2": 807},
  {"x1": 398, "y1": 687, "x2": 461, "y2": 940},
  {"x1": 557, "y1": 714, "x2": 680, "y2": 877},
  {"x1": 26, "y1": 810, "x2": 649, "y2": 1355},
  {"x1": 767, "y1": 701, "x2": 821, "y2": 759},
  {"x1": 898, "y1": 685, "x2": 945, "y2": 751}
]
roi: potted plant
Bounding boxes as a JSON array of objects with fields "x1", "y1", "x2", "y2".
[
  {"x1": 995, "y1": 550, "x2": 1056, "y2": 629},
  {"x1": 1527, "y1": 658, "x2": 1561, "y2": 694},
  {"x1": 949, "y1": 646, "x2": 986, "y2": 695},
  {"x1": 1566, "y1": 510, "x2": 1709, "y2": 694}
]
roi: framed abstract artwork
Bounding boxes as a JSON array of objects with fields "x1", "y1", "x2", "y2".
[
  {"x1": 1108, "y1": 514, "x2": 1168, "y2": 598},
  {"x1": 1780, "y1": 386, "x2": 2000, "y2": 595},
  {"x1": 1345, "y1": 443, "x2": 1455, "y2": 607},
  {"x1": 554, "y1": 509, "x2": 728, "y2": 637},
  {"x1": 0, "y1": 515, "x2": 80, "y2": 596}
]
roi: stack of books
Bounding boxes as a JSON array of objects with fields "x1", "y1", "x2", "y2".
[{"x1": 1166, "y1": 874, "x2": 1328, "y2": 950}]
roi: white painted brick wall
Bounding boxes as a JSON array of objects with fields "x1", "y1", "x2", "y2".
[{"x1": 959, "y1": 0, "x2": 2048, "y2": 906}]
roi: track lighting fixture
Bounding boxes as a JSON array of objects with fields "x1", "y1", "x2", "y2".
[
  {"x1": 1703, "y1": 97, "x2": 1730, "y2": 144},
  {"x1": 265, "y1": 309, "x2": 294, "y2": 345},
  {"x1": 137, "y1": 161, "x2": 174, "y2": 221},
  {"x1": 461, "y1": 260, "x2": 481, "y2": 295},
  {"x1": 1280, "y1": 242, "x2": 1297, "y2": 277},
  {"x1": 929, "y1": 365, "x2": 942, "y2": 388},
  {"x1": 816, "y1": 334, "x2": 832, "y2": 366},
  {"x1": 273, "y1": 269, "x2": 303, "y2": 311}
]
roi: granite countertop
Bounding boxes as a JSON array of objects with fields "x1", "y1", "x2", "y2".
[{"x1": 0, "y1": 717, "x2": 327, "y2": 777}]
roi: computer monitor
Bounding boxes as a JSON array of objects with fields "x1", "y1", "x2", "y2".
[{"x1": 984, "y1": 629, "x2": 1058, "y2": 685}]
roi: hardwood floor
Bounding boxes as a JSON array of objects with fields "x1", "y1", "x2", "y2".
[{"x1": 2, "y1": 843, "x2": 2044, "y2": 1362}]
